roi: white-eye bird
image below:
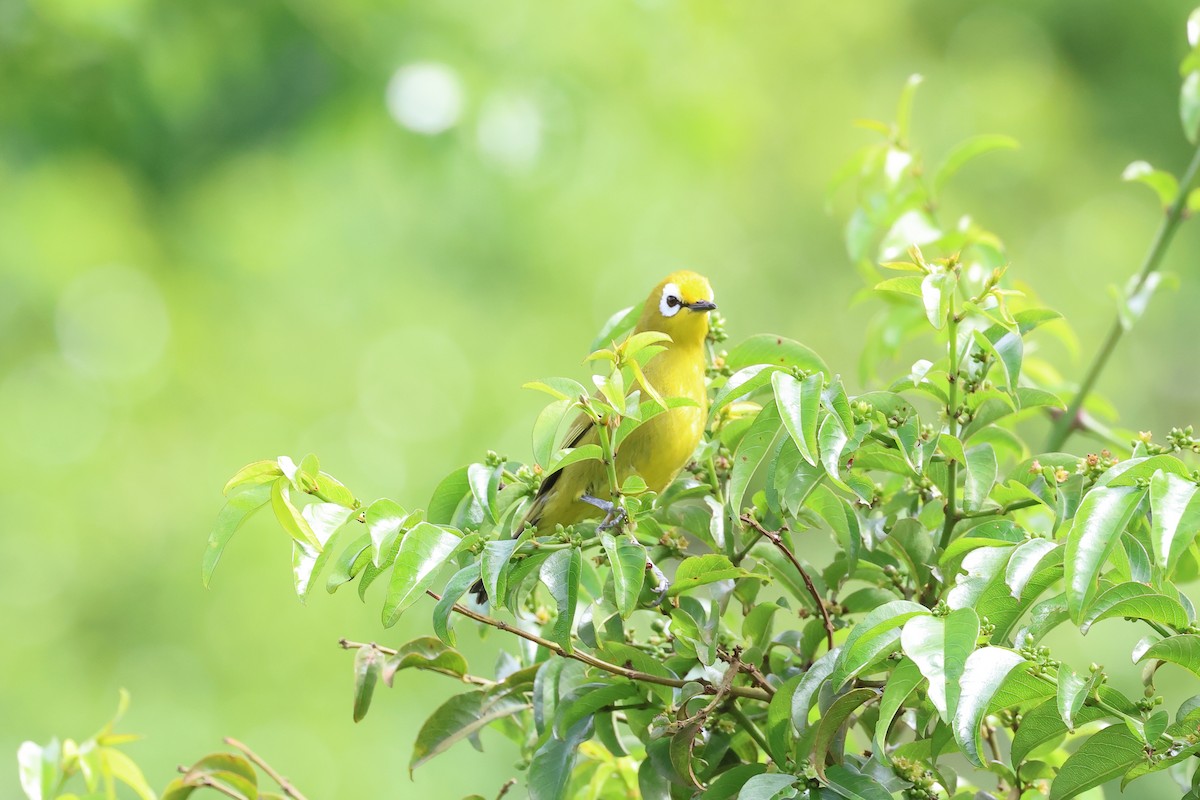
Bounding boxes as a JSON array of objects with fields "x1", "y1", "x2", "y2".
[{"x1": 472, "y1": 271, "x2": 717, "y2": 602}]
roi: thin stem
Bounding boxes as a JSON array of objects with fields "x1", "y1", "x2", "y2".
[
  {"x1": 957, "y1": 497, "x2": 1043, "y2": 520},
  {"x1": 733, "y1": 474, "x2": 826, "y2": 564},
  {"x1": 495, "y1": 778, "x2": 518, "y2": 800},
  {"x1": 223, "y1": 738, "x2": 311, "y2": 800},
  {"x1": 939, "y1": 302, "x2": 961, "y2": 551},
  {"x1": 728, "y1": 702, "x2": 773, "y2": 760},
  {"x1": 719, "y1": 647, "x2": 776, "y2": 697},
  {"x1": 337, "y1": 639, "x2": 495, "y2": 687},
  {"x1": 424, "y1": 590, "x2": 771, "y2": 702},
  {"x1": 740, "y1": 515, "x2": 835, "y2": 651},
  {"x1": 1047, "y1": 141, "x2": 1200, "y2": 452}
]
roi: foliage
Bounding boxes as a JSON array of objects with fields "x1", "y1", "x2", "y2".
[
  {"x1": 17, "y1": 695, "x2": 308, "y2": 800},
  {"x1": 195, "y1": 15, "x2": 1200, "y2": 800}
]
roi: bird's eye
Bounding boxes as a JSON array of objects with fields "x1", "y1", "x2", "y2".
[{"x1": 659, "y1": 283, "x2": 683, "y2": 317}]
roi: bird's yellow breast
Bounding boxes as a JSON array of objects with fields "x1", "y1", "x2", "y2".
[{"x1": 529, "y1": 340, "x2": 708, "y2": 530}]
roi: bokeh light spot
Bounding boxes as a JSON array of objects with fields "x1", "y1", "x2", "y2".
[
  {"x1": 385, "y1": 62, "x2": 464, "y2": 135},
  {"x1": 477, "y1": 92, "x2": 544, "y2": 172}
]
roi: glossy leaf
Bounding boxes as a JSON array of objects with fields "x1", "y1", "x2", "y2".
[
  {"x1": 365, "y1": 498, "x2": 408, "y2": 566},
  {"x1": 382, "y1": 522, "x2": 462, "y2": 626},
  {"x1": 823, "y1": 765, "x2": 892, "y2": 800},
  {"x1": 901, "y1": 608, "x2": 979, "y2": 722},
  {"x1": 811, "y1": 688, "x2": 879, "y2": 777},
  {"x1": 1079, "y1": 582, "x2": 1188, "y2": 634},
  {"x1": 873, "y1": 657, "x2": 923, "y2": 761},
  {"x1": 831, "y1": 601, "x2": 929, "y2": 688},
  {"x1": 383, "y1": 637, "x2": 468, "y2": 684},
  {"x1": 1064, "y1": 485, "x2": 1146, "y2": 621},
  {"x1": 1150, "y1": 471, "x2": 1200, "y2": 575},
  {"x1": 666, "y1": 554, "x2": 756, "y2": 597},
  {"x1": 1048, "y1": 724, "x2": 1143, "y2": 800},
  {"x1": 410, "y1": 691, "x2": 528, "y2": 772},
  {"x1": 729, "y1": 400, "x2": 783, "y2": 514},
  {"x1": 726, "y1": 334, "x2": 831, "y2": 378},
  {"x1": 1137, "y1": 634, "x2": 1200, "y2": 678},
  {"x1": 540, "y1": 548, "x2": 582, "y2": 652},
  {"x1": 953, "y1": 646, "x2": 1026, "y2": 766},
  {"x1": 772, "y1": 371, "x2": 822, "y2": 466},
  {"x1": 601, "y1": 532, "x2": 646, "y2": 617},
  {"x1": 735, "y1": 773, "x2": 798, "y2": 800},
  {"x1": 432, "y1": 563, "x2": 479, "y2": 645},
  {"x1": 1010, "y1": 697, "x2": 1107, "y2": 767},
  {"x1": 223, "y1": 460, "x2": 284, "y2": 494}
]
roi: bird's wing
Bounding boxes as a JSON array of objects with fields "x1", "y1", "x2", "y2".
[{"x1": 522, "y1": 409, "x2": 596, "y2": 528}]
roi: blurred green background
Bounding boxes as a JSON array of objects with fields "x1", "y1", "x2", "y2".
[{"x1": 3, "y1": 1, "x2": 1200, "y2": 797}]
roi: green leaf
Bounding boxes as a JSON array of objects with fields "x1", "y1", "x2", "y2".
[
  {"x1": 920, "y1": 268, "x2": 957, "y2": 329},
  {"x1": 544, "y1": 444, "x2": 604, "y2": 478},
  {"x1": 933, "y1": 134, "x2": 1019, "y2": 195},
  {"x1": 591, "y1": 304, "x2": 640, "y2": 351},
  {"x1": 601, "y1": 533, "x2": 646, "y2": 617},
  {"x1": 529, "y1": 718, "x2": 592, "y2": 800},
  {"x1": 666, "y1": 554, "x2": 756, "y2": 597},
  {"x1": 710, "y1": 365, "x2": 780, "y2": 418},
  {"x1": 874, "y1": 275, "x2": 923, "y2": 299},
  {"x1": 428, "y1": 466, "x2": 471, "y2": 525},
  {"x1": 433, "y1": 564, "x2": 479, "y2": 645},
  {"x1": 383, "y1": 637, "x2": 468, "y2": 684},
  {"x1": 1137, "y1": 634, "x2": 1200, "y2": 678},
  {"x1": 901, "y1": 608, "x2": 979, "y2": 722},
  {"x1": 953, "y1": 646, "x2": 1026, "y2": 766},
  {"x1": 1064, "y1": 485, "x2": 1147, "y2": 621},
  {"x1": 410, "y1": 691, "x2": 528, "y2": 772},
  {"x1": 669, "y1": 719, "x2": 705, "y2": 789},
  {"x1": 17, "y1": 740, "x2": 58, "y2": 800},
  {"x1": 382, "y1": 522, "x2": 463, "y2": 627},
  {"x1": 1150, "y1": 471, "x2": 1200, "y2": 575},
  {"x1": 873, "y1": 657, "x2": 923, "y2": 761},
  {"x1": 554, "y1": 681, "x2": 637, "y2": 737},
  {"x1": 735, "y1": 773, "x2": 798, "y2": 800},
  {"x1": 1048, "y1": 724, "x2": 1143, "y2": 800},
  {"x1": 540, "y1": 548, "x2": 582, "y2": 652},
  {"x1": 223, "y1": 460, "x2": 284, "y2": 494},
  {"x1": 811, "y1": 688, "x2": 880, "y2": 777},
  {"x1": 726, "y1": 334, "x2": 831, "y2": 378},
  {"x1": 1183, "y1": 70, "x2": 1200, "y2": 144},
  {"x1": 203, "y1": 483, "x2": 271, "y2": 587},
  {"x1": 830, "y1": 601, "x2": 930, "y2": 688},
  {"x1": 824, "y1": 764, "x2": 893, "y2": 800},
  {"x1": 963, "y1": 444, "x2": 998, "y2": 512},
  {"x1": 1055, "y1": 665, "x2": 1096, "y2": 732},
  {"x1": 1005, "y1": 539, "x2": 1060, "y2": 598},
  {"x1": 700, "y1": 765, "x2": 769, "y2": 799},
  {"x1": 1111, "y1": 271, "x2": 1177, "y2": 332},
  {"x1": 772, "y1": 371, "x2": 822, "y2": 466},
  {"x1": 729, "y1": 399, "x2": 783, "y2": 514},
  {"x1": 1080, "y1": 582, "x2": 1188, "y2": 634},
  {"x1": 365, "y1": 498, "x2": 407, "y2": 566},
  {"x1": 1010, "y1": 697, "x2": 1107, "y2": 767},
  {"x1": 270, "y1": 477, "x2": 322, "y2": 549},
  {"x1": 352, "y1": 645, "x2": 381, "y2": 722},
  {"x1": 1122, "y1": 160, "x2": 1180, "y2": 207},
  {"x1": 481, "y1": 538, "x2": 521, "y2": 609},
  {"x1": 791, "y1": 648, "x2": 840, "y2": 734}
]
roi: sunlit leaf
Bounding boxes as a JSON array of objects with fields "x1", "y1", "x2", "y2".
[
  {"x1": 382, "y1": 522, "x2": 463, "y2": 626},
  {"x1": 540, "y1": 547, "x2": 582, "y2": 652},
  {"x1": 1048, "y1": 724, "x2": 1143, "y2": 800},
  {"x1": 1137, "y1": 634, "x2": 1200, "y2": 678},
  {"x1": 666, "y1": 554, "x2": 756, "y2": 597},
  {"x1": 203, "y1": 483, "x2": 271, "y2": 587},
  {"x1": 1064, "y1": 485, "x2": 1146, "y2": 621},
  {"x1": 410, "y1": 691, "x2": 527, "y2": 772},
  {"x1": 772, "y1": 371, "x2": 822, "y2": 466},
  {"x1": 831, "y1": 601, "x2": 929, "y2": 688},
  {"x1": 953, "y1": 646, "x2": 1026, "y2": 766}
]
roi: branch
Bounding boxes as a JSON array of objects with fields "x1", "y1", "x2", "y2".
[
  {"x1": 718, "y1": 647, "x2": 776, "y2": 697},
  {"x1": 425, "y1": 590, "x2": 772, "y2": 702},
  {"x1": 956, "y1": 497, "x2": 1043, "y2": 520},
  {"x1": 740, "y1": 515, "x2": 835, "y2": 652},
  {"x1": 1047, "y1": 141, "x2": 1200, "y2": 451},
  {"x1": 337, "y1": 639, "x2": 495, "y2": 687},
  {"x1": 939, "y1": 304, "x2": 961, "y2": 551},
  {"x1": 496, "y1": 778, "x2": 518, "y2": 800},
  {"x1": 223, "y1": 738, "x2": 310, "y2": 800},
  {"x1": 176, "y1": 767, "x2": 248, "y2": 800}
]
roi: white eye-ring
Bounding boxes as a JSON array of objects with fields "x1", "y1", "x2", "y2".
[{"x1": 660, "y1": 282, "x2": 683, "y2": 317}]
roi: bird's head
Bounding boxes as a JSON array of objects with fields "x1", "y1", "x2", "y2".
[{"x1": 634, "y1": 270, "x2": 717, "y2": 347}]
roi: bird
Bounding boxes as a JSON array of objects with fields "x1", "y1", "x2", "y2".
[{"x1": 471, "y1": 270, "x2": 717, "y2": 603}]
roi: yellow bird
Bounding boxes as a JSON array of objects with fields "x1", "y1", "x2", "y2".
[{"x1": 472, "y1": 271, "x2": 716, "y2": 601}]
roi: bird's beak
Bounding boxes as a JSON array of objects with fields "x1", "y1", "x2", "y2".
[{"x1": 686, "y1": 300, "x2": 717, "y2": 312}]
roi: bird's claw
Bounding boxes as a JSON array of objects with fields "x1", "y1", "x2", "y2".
[
  {"x1": 648, "y1": 561, "x2": 670, "y2": 604},
  {"x1": 597, "y1": 506, "x2": 627, "y2": 532}
]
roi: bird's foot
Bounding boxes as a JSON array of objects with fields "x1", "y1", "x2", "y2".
[
  {"x1": 647, "y1": 560, "x2": 670, "y2": 604},
  {"x1": 581, "y1": 493, "x2": 626, "y2": 531}
]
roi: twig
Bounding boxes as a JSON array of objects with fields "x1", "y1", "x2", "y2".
[
  {"x1": 717, "y1": 646, "x2": 775, "y2": 697},
  {"x1": 956, "y1": 497, "x2": 1042, "y2": 520},
  {"x1": 425, "y1": 590, "x2": 771, "y2": 702},
  {"x1": 337, "y1": 639, "x2": 495, "y2": 687},
  {"x1": 177, "y1": 766, "x2": 248, "y2": 800},
  {"x1": 496, "y1": 778, "x2": 518, "y2": 800},
  {"x1": 223, "y1": 738, "x2": 310, "y2": 800},
  {"x1": 740, "y1": 515, "x2": 835, "y2": 651},
  {"x1": 1047, "y1": 141, "x2": 1200, "y2": 451},
  {"x1": 939, "y1": 301, "x2": 961, "y2": 552},
  {"x1": 732, "y1": 474, "x2": 825, "y2": 564}
]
